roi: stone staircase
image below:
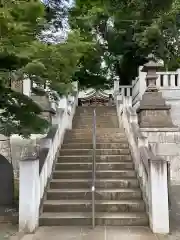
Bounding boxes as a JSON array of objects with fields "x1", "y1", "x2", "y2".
[{"x1": 39, "y1": 106, "x2": 148, "y2": 226}]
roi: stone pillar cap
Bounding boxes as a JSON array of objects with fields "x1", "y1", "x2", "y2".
[{"x1": 142, "y1": 54, "x2": 164, "y2": 72}]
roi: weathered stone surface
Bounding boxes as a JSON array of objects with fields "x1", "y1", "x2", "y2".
[
  {"x1": 137, "y1": 91, "x2": 175, "y2": 128},
  {"x1": 140, "y1": 126, "x2": 180, "y2": 236},
  {"x1": 10, "y1": 137, "x2": 41, "y2": 176},
  {"x1": 19, "y1": 226, "x2": 162, "y2": 240},
  {"x1": 137, "y1": 56, "x2": 176, "y2": 128},
  {"x1": 141, "y1": 130, "x2": 180, "y2": 185},
  {"x1": 138, "y1": 92, "x2": 169, "y2": 108}
]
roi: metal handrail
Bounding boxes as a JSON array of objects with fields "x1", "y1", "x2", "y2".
[{"x1": 92, "y1": 109, "x2": 96, "y2": 229}]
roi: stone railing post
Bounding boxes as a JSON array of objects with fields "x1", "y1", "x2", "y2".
[
  {"x1": 58, "y1": 96, "x2": 68, "y2": 128},
  {"x1": 123, "y1": 96, "x2": 132, "y2": 107},
  {"x1": 19, "y1": 147, "x2": 40, "y2": 233},
  {"x1": 116, "y1": 95, "x2": 123, "y2": 120},
  {"x1": 136, "y1": 55, "x2": 172, "y2": 234},
  {"x1": 57, "y1": 81, "x2": 78, "y2": 129},
  {"x1": 67, "y1": 101, "x2": 73, "y2": 130},
  {"x1": 50, "y1": 107, "x2": 61, "y2": 126},
  {"x1": 72, "y1": 81, "x2": 78, "y2": 106},
  {"x1": 114, "y1": 80, "x2": 120, "y2": 104},
  {"x1": 58, "y1": 96, "x2": 67, "y2": 110},
  {"x1": 23, "y1": 78, "x2": 31, "y2": 97},
  {"x1": 50, "y1": 100, "x2": 58, "y2": 125},
  {"x1": 50, "y1": 101, "x2": 57, "y2": 112},
  {"x1": 149, "y1": 158, "x2": 169, "y2": 234},
  {"x1": 177, "y1": 68, "x2": 180, "y2": 86},
  {"x1": 139, "y1": 66, "x2": 147, "y2": 98},
  {"x1": 39, "y1": 137, "x2": 52, "y2": 179}
]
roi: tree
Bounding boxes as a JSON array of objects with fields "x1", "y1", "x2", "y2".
[
  {"x1": 67, "y1": 0, "x2": 180, "y2": 86},
  {"x1": 0, "y1": 0, "x2": 90, "y2": 137}
]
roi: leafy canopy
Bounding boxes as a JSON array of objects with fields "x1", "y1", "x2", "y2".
[
  {"x1": 0, "y1": 0, "x2": 90, "y2": 137},
  {"x1": 67, "y1": 0, "x2": 180, "y2": 86}
]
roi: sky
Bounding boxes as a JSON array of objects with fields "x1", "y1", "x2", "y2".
[{"x1": 41, "y1": 0, "x2": 74, "y2": 43}]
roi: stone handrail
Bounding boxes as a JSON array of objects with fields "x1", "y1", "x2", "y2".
[
  {"x1": 119, "y1": 85, "x2": 132, "y2": 97},
  {"x1": 121, "y1": 105, "x2": 169, "y2": 234},
  {"x1": 19, "y1": 92, "x2": 78, "y2": 233}
]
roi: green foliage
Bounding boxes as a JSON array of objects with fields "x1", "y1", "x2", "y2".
[
  {"x1": 68, "y1": 0, "x2": 180, "y2": 86},
  {"x1": 0, "y1": 0, "x2": 90, "y2": 137},
  {"x1": 1, "y1": 0, "x2": 180, "y2": 137},
  {"x1": 0, "y1": 0, "x2": 49, "y2": 137},
  {"x1": 28, "y1": 30, "x2": 92, "y2": 94}
]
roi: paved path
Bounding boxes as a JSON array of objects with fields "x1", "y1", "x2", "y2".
[
  {"x1": 8, "y1": 184, "x2": 180, "y2": 240},
  {"x1": 0, "y1": 223, "x2": 17, "y2": 239},
  {"x1": 19, "y1": 226, "x2": 170, "y2": 240}
]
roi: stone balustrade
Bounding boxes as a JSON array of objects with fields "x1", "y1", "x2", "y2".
[
  {"x1": 19, "y1": 90, "x2": 78, "y2": 233},
  {"x1": 131, "y1": 68, "x2": 180, "y2": 110},
  {"x1": 112, "y1": 67, "x2": 180, "y2": 127},
  {"x1": 119, "y1": 85, "x2": 132, "y2": 97},
  {"x1": 121, "y1": 102, "x2": 169, "y2": 234},
  {"x1": 157, "y1": 71, "x2": 180, "y2": 88}
]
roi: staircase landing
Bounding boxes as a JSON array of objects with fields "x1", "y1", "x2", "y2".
[{"x1": 19, "y1": 226, "x2": 163, "y2": 240}]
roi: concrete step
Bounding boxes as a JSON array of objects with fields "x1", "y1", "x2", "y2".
[
  {"x1": 55, "y1": 162, "x2": 134, "y2": 171},
  {"x1": 72, "y1": 125, "x2": 119, "y2": 128},
  {"x1": 72, "y1": 120, "x2": 118, "y2": 124},
  {"x1": 64, "y1": 137, "x2": 128, "y2": 143},
  {"x1": 73, "y1": 117, "x2": 118, "y2": 121},
  {"x1": 76, "y1": 106, "x2": 116, "y2": 114},
  {"x1": 75, "y1": 107, "x2": 116, "y2": 112},
  {"x1": 65, "y1": 129, "x2": 125, "y2": 134},
  {"x1": 75, "y1": 110, "x2": 117, "y2": 114},
  {"x1": 43, "y1": 200, "x2": 145, "y2": 213},
  {"x1": 52, "y1": 170, "x2": 136, "y2": 179},
  {"x1": 60, "y1": 149, "x2": 130, "y2": 156},
  {"x1": 64, "y1": 135, "x2": 126, "y2": 140},
  {"x1": 61, "y1": 143, "x2": 129, "y2": 149},
  {"x1": 72, "y1": 124, "x2": 119, "y2": 129},
  {"x1": 50, "y1": 178, "x2": 139, "y2": 189},
  {"x1": 75, "y1": 112, "x2": 117, "y2": 115},
  {"x1": 58, "y1": 155, "x2": 132, "y2": 162},
  {"x1": 75, "y1": 111, "x2": 117, "y2": 116},
  {"x1": 39, "y1": 212, "x2": 148, "y2": 226},
  {"x1": 66, "y1": 128, "x2": 123, "y2": 133},
  {"x1": 46, "y1": 188, "x2": 142, "y2": 200},
  {"x1": 75, "y1": 110, "x2": 117, "y2": 113},
  {"x1": 40, "y1": 106, "x2": 148, "y2": 228},
  {"x1": 63, "y1": 138, "x2": 128, "y2": 143},
  {"x1": 65, "y1": 131, "x2": 125, "y2": 136}
]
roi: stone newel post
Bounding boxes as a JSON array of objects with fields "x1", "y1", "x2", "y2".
[
  {"x1": 19, "y1": 146, "x2": 40, "y2": 233},
  {"x1": 114, "y1": 80, "x2": 120, "y2": 104},
  {"x1": 136, "y1": 54, "x2": 179, "y2": 234},
  {"x1": 137, "y1": 54, "x2": 176, "y2": 128}
]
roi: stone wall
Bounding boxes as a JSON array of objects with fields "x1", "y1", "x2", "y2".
[
  {"x1": 163, "y1": 88, "x2": 180, "y2": 127},
  {"x1": 0, "y1": 80, "x2": 52, "y2": 177},
  {"x1": 10, "y1": 135, "x2": 43, "y2": 177},
  {"x1": 141, "y1": 128, "x2": 180, "y2": 229},
  {"x1": 11, "y1": 79, "x2": 23, "y2": 93},
  {"x1": 141, "y1": 128, "x2": 180, "y2": 185},
  {"x1": 133, "y1": 90, "x2": 180, "y2": 127},
  {"x1": 7, "y1": 93, "x2": 51, "y2": 176}
]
